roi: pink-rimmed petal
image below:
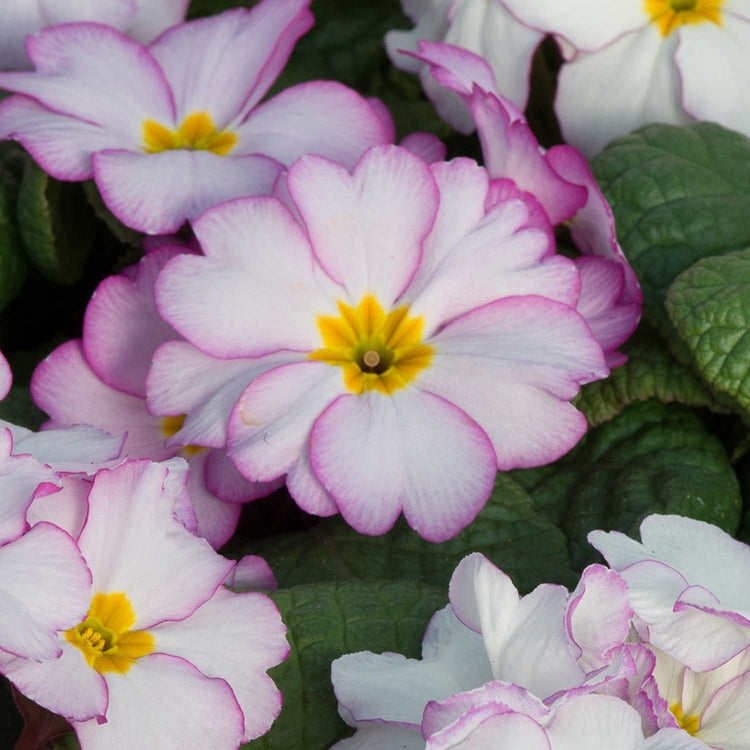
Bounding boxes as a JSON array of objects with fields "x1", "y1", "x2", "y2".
[
  {"x1": 151, "y1": 587, "x2": 288, "y2": 742},
  {"x1": 400, "y1": 132, "x2": 447, "y2": 163},
  {"x1": 37, "y1": 0, "x2": 136, "y2": 27},
  {"x1": 147, "y1": 341, "x2": 295, "y2": 449},
  {"x1": 566, "y1": 565, "x2": 632, "y2": 672},
  {"x1": 407, "y1": 196, "x2": 578, "y2": 336},
  {"x1": 419, "y1": 297, "x2": 607, "y2": 470},
  {"x1": 544, "y1": 145, "x2": 642, "y2": 304},
  {"x1": 26, "y1": 475, "x2": 91, "y2": 539},
  {"x1": 203, "y1": 448, "x2": 283, "y2": 505},
  {"x1": 288, "y1": 145, "x2": 439, "y2": 307},
  {"x1": 385, "y1": 0, "x2": 453, "y2": 76},
  {"x1": 93, "y1": 148, "x2": 282, "y2": 235},
  {"x1": 225, "y1": 555, "x2": 277, "y2": 591},
  {"x1": 236, "y1": 81, "x2": 390, "y2": 168},
  {"x1": 697, "y1": 669, "x2": 750, "y2": 748},
  {"x1": 448, "y1": 553, "x2": 581, "y2": 697},
  {"x1": 677, "y1": 18, "x2": 750, "y2": 138},
  {"x1": 425, "y1": 706, "x2": 551, "y2": 750},
  {"x1": 0, "y1": 522, "x2": 90, "y2": 660},
  {"x1": 78, "y1": 460, "x2": 234, "y2": 629},
  {"x1": 311, "y1": 389, "x2": 497, "y2": 542},
  {"x1": 501, "y1": 0, "x2": 648, "y2": 51},
  {"x1": 0, "y1": 350, "x2": 10, "y2": 399},
  {"x1": 0, "y1": 3, "x2": 42, "y2": 70},
  {"x1": 643, "y1": 729, "x2": 709, "y2": 749},
  {"x1": 556, "y1": 26, "x2": 691, "y2": 158},
  {"x1": 0, "y1": 640, "x2": 108, "y2": 722},
  {"x1": 332, "y1": 722, "x2": 424, "y2": 749},
  {"x1": 286, "y1": 440, "x2": 339, "y2": 516},
  {"x1": 182, "y1": 451, "x2": 241, "y2": 549},
  {"x1": 0, "y1": 95, "x2": 130, "y2": 181},
  {"x1": 157, "y1": 196, "x2": 334, "y2": 357},
  {"x1": 422, "y1": 681, "x2": 548, "y2": 739},
  {"x1": 31, "y1": 339, "x2": 169, "y2": 461},
  {"x1": 366, "y1": 96, "x2": 396, "y2": 142},
  {"x1": 83, "y1": 247, "x2": 184, "y2": 398},
  {"x1": 574, "y1": 257, "x2": 641, "y2": 363},
  {"x1": 127, "y1": 0, "x2": 189, "y2": 44},
  {"x1": 149, "y1": 3, "x2": 313, "y2": 127},
  {"x1": 0, "y1": 23, "x2": 174, "y2": 140},
  {"x1": 228, "y1": 361, "x2": 345, "y2": 483},
  {"x1": 72, "y1": 653, "x2": 243, "y2": 749},
  {"x1": 0, "y1": 428, "x2": 57, "y2": 545},
  {"x1": 544, "y1": 693, "x2": 645, "y2": 750}
]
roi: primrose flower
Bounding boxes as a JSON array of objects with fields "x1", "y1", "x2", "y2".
[
  {"x1": 0, "y1": 459, "x2": 289, "y2": 748},
  {"x1": 0, "y1": 0, "x2": 389, "y2": 233},
  {"x1": 30, "y1": 247, "x2": 281, "y2": 548},
  {"x1": 502, "y1": 0, "x2": 750, "y2": 156},
  {"x1": 156, "y1": 144, "x2": 608, "y2": 541},
  {"x1": 385, "y1": 0, "x2": 543, "y2": 132},
  {"x1": 0, "y1": 350, "x2": 10, "y2": 398},
  {"x1": 331, "y1": 553, "x2": 634, "y2": 748},
  {"x1": 0, "y1": 0, "x2": 190, "y2": 71},
  {"x1": 590, "y1": 514, "x2": 750, "y2": 672}
]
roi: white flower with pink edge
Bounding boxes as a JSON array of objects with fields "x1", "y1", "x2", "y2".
[
  {"x1": 156, "y1": 144, "x2": 608, "y2": 541},
  {"x1": 0, "y1": 459, "x2": 289, "y2": 749}
]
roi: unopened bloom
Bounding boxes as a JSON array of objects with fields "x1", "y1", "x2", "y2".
[
  {"x1": 590, "y1": 514, "x2": 750, "y2": 671},
  {"x1": 0, "y1": 0, "x2": 389, "y2": 233},
  {"x1": 0, "y1": 459, "x2": 289, "y2": 749},
  {"x1": 385, "y1": 0, "x2": 543, "y2": 132},
  {"x1": 502, "y1": 0, "x2": 750, "y2": 156},
  {"x1": 157, "y1": 145, "x2": 608, "y2": 541}
]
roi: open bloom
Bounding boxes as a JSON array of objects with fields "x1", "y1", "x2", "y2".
[
  {"x1": 0, "y1": 0, "x2": 389, "y2": 233},
  {"x1": 0, "y1": 459, "x2": 289, "y2": 749},
  {"x1": 502, "y1": 0, "x2": 750, "y2": 156},
  {"x1": 156, "y1": 144, "x2": 608, "y2": 541},
  {"x1": 0, "y1": 0, "x2": 190, "y2": 70},
  {"x1": 590, "y1": 514, "x2": 750, "y2": 671},
  {"x1": 331, "y1": 553, "x2": 635, "y2": 748},
  {"x1": 385, "y1": 0, "x2": 543, "y2": 132},
  {"x1": 0, "y1": 350, "x2": 10, "y2": 398}
]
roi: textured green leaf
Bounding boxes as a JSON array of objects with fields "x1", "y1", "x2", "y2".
[
  {"x1": 666, "y1": 248, "x2": 750, "y2": 421},
  {"x1": 16, "y1": 161, "x2": 93, "y2": 285},
  {"x1": 512, "y1": 400, "x2": 742, "y2": 569},
  {"x1": 82, "y1": 182, "x2": 143, "y2": 250},
  {"x1": 245, "y1": 473, "x2": 577, "y2": 595},
  {"x1": 243, "y1": 580, "x2": 446, "y2": 750},
  {"x1": 574, "y1": 326, "x2": 725, "y2": 426},
  {"x1": 591, "y1": 123, "x2": 750, "y2": 338},
  {"x1": 0, "y1": 387, "x2": 46, "y2": 431}
]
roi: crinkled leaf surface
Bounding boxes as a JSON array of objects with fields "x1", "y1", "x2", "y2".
[
  {"x1": 512, "y1": 400, "x2": 741, "y2": 569},
  {"x1": 0, "y1": 159, "x2": 27, "y2": 312},
  {"x1": 244, "y1": 473, "x2": 578, "y2": 594},
  {"x1": 575, "y1": 327, "x2": 724, "y2": 426},
  {"x1": 591, "y1": 123, "x2": 750, "y2": 338},
  {"x1": 666, "y1": 248, "x2": 750, "y2": 421},
  {"x1": 243, "y1": 580, "x2": 446, "y2": 750}
]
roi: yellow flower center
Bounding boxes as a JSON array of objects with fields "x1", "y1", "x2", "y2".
[
  {"x1": 161, "y1": 414, "x2": 205, "y2": 456},
  {"x1": 309, "y1": 295, "x2": 433, "y2": 395},
  {"x1": 670, "y1": 703, "x2": 701, "y2": 736},
  {"x1": 65, "y1": 593, "x2": 154, "y2": 674},
  {"x1": 142, "y1": 111, "x2": 237, "y2": 156},
  {"x1": 645, "y1": 0, "x2": 723, "y2": 36}
]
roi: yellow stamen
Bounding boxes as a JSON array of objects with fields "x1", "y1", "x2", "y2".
[
  {"x1": 670, "y1": 703, "x2": 701, "y2": 736},
  {"x1": 309, "y1": 295, "x2": 433, "y2": 395},
  {"x1": 142, "y1": 111, "x2": 237, "y2": 156},
  {"x1": 65, "y1": 592, "x2": 154, "y2": 675},
  {"x1": 160, "y1": 414, "x2": 206, "y2": 456},
  {"x1": 645, "y1": 0, "x2": 723, "y2": 36}
]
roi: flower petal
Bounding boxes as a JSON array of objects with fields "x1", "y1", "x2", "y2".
[
  {"x1": 311, "y1": 389, "x2": 497, "y2": 541},
  {"x1": 93, "y1": 148, "x2": 282, "y2": 234},
  {"x1": 287, "y1": 145, "x2": 439, "y2": 307},
  {"x1": 127, "y1": 0, "x2": 189, "y2": 44}
]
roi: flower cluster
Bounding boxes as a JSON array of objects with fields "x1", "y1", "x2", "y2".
[{"x1": 332, "y1": 514, "x2": 750, "y2": 748}]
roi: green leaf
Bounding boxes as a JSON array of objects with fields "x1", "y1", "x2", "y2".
[
  {"x1": 16, "y1": 160, "x2": 93, "y2": 285},
  {"x1": 591, "y1": 123, "x2": 750, "y2": 339},
  {"x1": 512, "y1": 400, "x2": 742, "y2": 569},
  {"x1": 0, "y1": 387, "x2": 46, "y2": 431},
  {"x1": 574, "y1": 326, "x2": 725, "y2": 426},
  {"x1": 243, "y1": 580, "x2": 446, "y2": 750},
  {"x1": 82, "y1": 182, "x2": 143, "y2": 250},
  {"x1": 665, "y1": 248, "x2": 750, "y2": 421},
  {"x1": 0, "y1": 159, "x2": 28, "y2": 313},
  {"x1": 244, "y1": 473, "x2": 577, "y2": 595}
]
